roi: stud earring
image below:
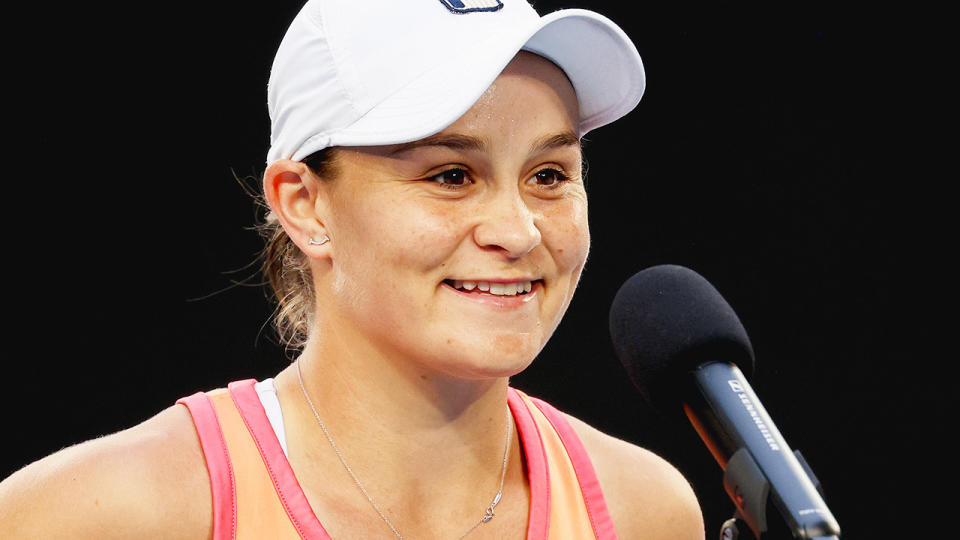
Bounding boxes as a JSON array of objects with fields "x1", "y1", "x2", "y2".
[{"x1": 308, "y1": 235, "x2": 330, "y2": 246}]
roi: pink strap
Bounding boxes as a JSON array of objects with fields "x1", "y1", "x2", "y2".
[
  {"x1": 177, "y1": 392, "x2": 237, "y2": 540},
  {"x1": 228, "y1": 380, "x2": 333, "y2": 540},
  {"x1": 507, "y1": 387, "x2": 550, "y2": 539},
  {"x1": 529, "y1": 396, "x2": 618, "y2": 540}
]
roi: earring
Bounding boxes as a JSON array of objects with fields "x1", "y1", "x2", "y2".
[{"x1": 308, "y1": 235, "x2": 330, "y2": 246}]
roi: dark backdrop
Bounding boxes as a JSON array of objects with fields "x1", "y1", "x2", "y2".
[{"x1": 8, "y1": 1, "x2": 933, "y2": 538}]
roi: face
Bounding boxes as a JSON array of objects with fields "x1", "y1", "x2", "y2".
[{"x1": 315, "y1": 52, "x2": 589, "y2": 380}]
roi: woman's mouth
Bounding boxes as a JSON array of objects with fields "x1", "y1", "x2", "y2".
[{"x1": 442, "y1": 279, "x2": 538, "y2": 296}]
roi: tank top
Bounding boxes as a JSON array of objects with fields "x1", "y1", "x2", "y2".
[{"x1": 178, "y1": 379, "x2": 617, "y2": 539}]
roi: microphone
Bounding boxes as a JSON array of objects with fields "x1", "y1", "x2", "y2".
[{"x1": 609, "y1": 265, "x2": 841, "y2": 540}]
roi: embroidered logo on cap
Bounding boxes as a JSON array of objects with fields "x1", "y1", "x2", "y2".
[{"x1": 438, "y1": 0, "x2": 503, "y2": 13}]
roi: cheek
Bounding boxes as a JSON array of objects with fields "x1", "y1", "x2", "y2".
[
  {"x1": 544, "y1": 198, "x2": 590, "y2": 274},
  {"x1": 328, "y1": 201, "x2": 466, "y2": 332},
  {"x1": 333, "y1": 196, "x2": 465, "y2": 279},
  {"x1": 410, "y1": 207, "x2": 464, "y2": 254}
]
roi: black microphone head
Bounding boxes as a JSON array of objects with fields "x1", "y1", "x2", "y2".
[{"x1": 609, "y1": 265, "x2": 755, "y2": 412}]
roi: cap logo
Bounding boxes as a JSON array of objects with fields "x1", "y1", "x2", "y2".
[{"x1": 438, "y1": 0, "x2": 503, "y2": 13}]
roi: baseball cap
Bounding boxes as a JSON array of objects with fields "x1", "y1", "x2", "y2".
[{"x1": 266, "y1": 0, "x2": 646, "y2": 164}]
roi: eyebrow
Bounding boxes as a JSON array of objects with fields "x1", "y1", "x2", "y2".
[
  {"x1": 528, "y1": 130, "x2": 581, "y2": 155},
  {"x1": 388, "y1": 134, "x2": 487, "y2": 156},
  {"x1": 387, "y1": 130, "x2": 581, "y2": 157}
]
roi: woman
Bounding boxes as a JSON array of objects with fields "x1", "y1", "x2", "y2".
[{"x1": 0, "y1": 0, "x2": 704, "y2": 538}]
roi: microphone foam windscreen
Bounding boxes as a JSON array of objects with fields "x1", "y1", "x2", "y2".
[{"x1": 609, "y1": 265, "x2": 755, "y2": 410}]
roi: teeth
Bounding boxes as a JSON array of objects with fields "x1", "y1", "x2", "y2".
[{"x1": 450, "y1": 280, "x2": 534, "y2": 296}]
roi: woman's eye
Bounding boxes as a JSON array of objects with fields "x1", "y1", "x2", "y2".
[
  {"x1": 429, "y1": 168, "x2": 470, "y2": 187},
  {"x1": 532, "y1": 168, "x2": 568, "y2": 187}
]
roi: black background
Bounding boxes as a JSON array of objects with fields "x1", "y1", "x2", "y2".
[{"x1": 7, "y1": 1, "x2": 936, "y2": 538}]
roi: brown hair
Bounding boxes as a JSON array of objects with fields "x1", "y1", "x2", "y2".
[{"x1": 254, "y1": 147, "x2": 339, "y2": 351}]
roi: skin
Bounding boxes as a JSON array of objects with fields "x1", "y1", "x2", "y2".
[{"x1": 0, "y1": 52, "x2": 704, "y2": 539}]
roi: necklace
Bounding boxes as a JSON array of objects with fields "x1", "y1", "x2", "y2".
[{"x1": 296, "y1": 359, "x2": 512, "y2": 539}]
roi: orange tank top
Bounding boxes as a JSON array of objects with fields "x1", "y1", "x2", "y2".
[{"x1": 178, "y1": 380, "x2": 617, "y2": 539}]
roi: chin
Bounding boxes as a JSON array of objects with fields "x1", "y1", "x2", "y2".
[
  {"x1": 436, "y1": 333, "x2": 543, "y2": 381},
  {"x1": 441, "y1": 361, "x2": 533, "y2": 382}
]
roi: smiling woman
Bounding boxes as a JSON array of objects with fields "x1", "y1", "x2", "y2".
[
  {"x1": 0, "y1": 1, "x2": 703, "y2": 539},
  {"x1": 272, "y1": 54, "x2": 590, "y2": 382}
]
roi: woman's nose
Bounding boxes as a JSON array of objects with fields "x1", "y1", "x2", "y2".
[{"x1": 472, "y1": 191, "x2": 542, "y2": 258}]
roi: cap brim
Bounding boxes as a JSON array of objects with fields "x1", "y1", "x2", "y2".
[{"x1": 291, "y1": 9, "x2": 644, "y2": 161}]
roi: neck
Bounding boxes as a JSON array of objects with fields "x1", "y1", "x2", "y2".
[
  {"x1": 293, "y1": 330, "x2": 511, "y2": 430},
  {"x1": 272, "y1": 331, "x2": 518, "y2": 521}
]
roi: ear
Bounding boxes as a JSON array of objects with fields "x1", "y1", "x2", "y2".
[{"x1": 262, "y1": 159, "x2": 330, "y2": 258}]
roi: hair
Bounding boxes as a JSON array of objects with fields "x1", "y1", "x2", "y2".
[{"x1": 255, "y1": 147, "x2": 340, "y2": 352}]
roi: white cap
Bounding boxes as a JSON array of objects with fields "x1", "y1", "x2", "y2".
[{"x1": 266, "y1": 0, "x2": 646, "y2": 164}]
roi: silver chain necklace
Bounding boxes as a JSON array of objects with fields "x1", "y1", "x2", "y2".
[{"x1": 296, "y1": 360, "x2": 512, "y2": 539}]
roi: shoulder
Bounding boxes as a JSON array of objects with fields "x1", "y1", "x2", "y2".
[
  {"x1": 562, "y1": 412, "x2": 705, "y2": 540},
  {"x1": 0, "y1": 403, "x2": 212, "y2": 539}
]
